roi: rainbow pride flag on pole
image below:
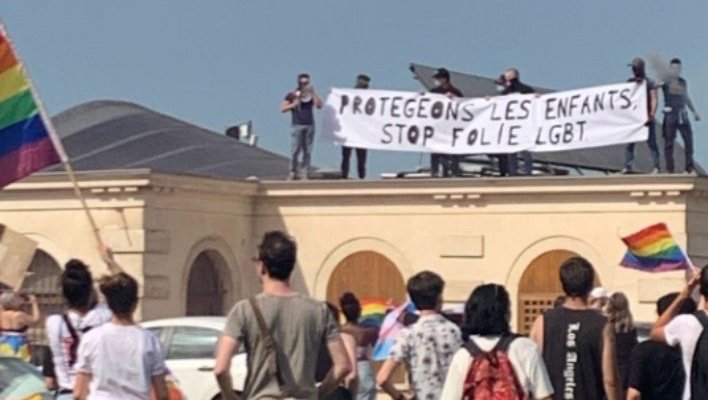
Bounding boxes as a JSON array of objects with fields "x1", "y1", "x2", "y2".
[
  {"x1": 620, "y1": 223, "x2": 691, "y2": 272},
  {"x1": 0, "y1": 23, "x2": 63, "y2": 188}
]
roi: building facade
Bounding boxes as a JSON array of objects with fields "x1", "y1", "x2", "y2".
[{"x1": 2, "y1": 170, "x2": 706, "y2": 338}]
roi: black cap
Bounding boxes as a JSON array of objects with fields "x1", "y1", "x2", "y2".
[
  {"x1": 357, "y1": 74, "x2": 371, "y2": 82},
  {"x1": 670, "y1": 58, "x2": 682, "y2": 65},
  {"x1": 628, "y1": 57, "x2": 645, "y2": 69},
  {"x1": 433, "y1": 68, "x2": 451, "y2": 80}
]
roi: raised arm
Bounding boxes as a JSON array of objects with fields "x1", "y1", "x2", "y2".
[
  {"x1": 651, "y1": 268, "x2": 700, "y2": 342},
  {"x1": 281, "y1": 93, "x2": 299, "y2": 113},
  {"x1": 98, "y1": 244, "x2": 124, "y2": 275}
]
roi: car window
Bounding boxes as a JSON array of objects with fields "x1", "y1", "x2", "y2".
[
  {"x1": 167, "y1": 327, "x2": 220, "y2": 360},
  {"x1": 146, "y1": 327, "x2": 168, "y2": 355},
  {"x1": 0, "y1": 358, "x2": 47, "y2": 399}
]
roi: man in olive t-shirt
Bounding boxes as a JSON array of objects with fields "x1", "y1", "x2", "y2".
[{"x1": 214, "y1": 232, "x2": 351, "y2": 400}]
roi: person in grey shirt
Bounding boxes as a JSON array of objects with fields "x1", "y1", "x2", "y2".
[
  {"x1": 214, "y1": 231, "x2": 351, "y2": 400},
  {"x1": 661, "y1": 58, "x2": 701, "y2": 174}
]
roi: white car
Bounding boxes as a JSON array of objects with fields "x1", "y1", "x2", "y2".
[{"x1": 142, "y1": 317, "x2": 247, "y2": 400}]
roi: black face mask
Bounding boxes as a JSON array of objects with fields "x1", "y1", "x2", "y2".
[{"x1": 632, "y1": 66, "x2": 646, "y2": 79}]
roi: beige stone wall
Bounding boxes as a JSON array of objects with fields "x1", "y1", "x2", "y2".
[
  {"x1": 254, "y1": 176, "x2": 707, "y2": 327},
  {"x1": 2, "y1": 171, "x2": 707, "y2": 328}
]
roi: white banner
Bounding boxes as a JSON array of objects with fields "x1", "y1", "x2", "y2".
[{"x1": 322, "y1": 82, "x2": 648, "y2": 154}]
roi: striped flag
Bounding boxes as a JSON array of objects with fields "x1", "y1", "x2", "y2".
[
  {"x1": 0, "y1": 24, "x2": 63, "y2": 188},
  {"x1": 372, "y1": 301, "x2": 416, "y2": 361},
  {"x1": 620, "y1": 223, "x2": 691, "y2": 272}
]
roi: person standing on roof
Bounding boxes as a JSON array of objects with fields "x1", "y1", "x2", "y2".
[
  {"x1": 622, "y1": 57, "x2": 660, "y2": 174},
  {"x1": 281, "y1": 73, "x2": 323, "y2": 180},
  {"x1": 429, "y1": 68, "x2": 464, "y2": 178},
  {"x1": 500, "y1": 67, "x2": 535, "y2": 177},
  {"x1": 341, "y1": 74, "x2": 371, "y2": 180},
  {"x1": 661, "y1": 58, "x2": 701, "y2": 175}
]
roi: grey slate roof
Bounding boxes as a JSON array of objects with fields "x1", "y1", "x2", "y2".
[
  {"x1": 49, "y1": 100, "x2": 289, "y2": 180},
  {"x1": 410, "y1": 63, "x2": 703, "y2": 174}
]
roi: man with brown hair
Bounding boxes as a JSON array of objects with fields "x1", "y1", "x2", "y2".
[{"x1": 214, "y1": 231, "x2": 351, "y2": 400}]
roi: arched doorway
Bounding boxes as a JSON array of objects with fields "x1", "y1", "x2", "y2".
[
  {"x1": 186, "y1": 250, "x2": 231, "y2": 316},
  {"x1": 517, "y1": 250, "x2": 601, "y2": 335},
  {"x1": 326, "y1": 251, "x2": 406, "y2": 311},
  {"x1": 19, "y1": 250, "x2": 64, "y2": 345}
]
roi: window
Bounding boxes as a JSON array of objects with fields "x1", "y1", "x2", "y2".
[
  {"x1": 167, "y1": 327, "x2": 220, "y2": 360},
  {"x1": 146, "y1": 327, "x2": 168, "y2": 356}
]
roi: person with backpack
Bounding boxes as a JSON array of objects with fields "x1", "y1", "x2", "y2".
[
  {"x1": 651, "y1": 265, "x2": 708, "y2": 399},
  {"x1": 377, "y1": 271, "x2": 463, "y2": 400},
  {"x1": 529, "y1": 257, "x2": 621, "y2": 400},
  {"x1": 440, "y1": 284, "x2": 553, "y2": 400},
  {"x1": 45, "y1": 259, "x2": 112, "y2": 399}
]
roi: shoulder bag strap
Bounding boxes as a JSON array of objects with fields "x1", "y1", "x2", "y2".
[{"x1": 248, "y1": 297, "x2": 283, "y2": 385}]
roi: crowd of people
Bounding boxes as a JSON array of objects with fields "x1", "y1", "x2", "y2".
[
  {"x1": 281, "y1": 57, "x2": 700, "y2": 180},
  {"x1": 2, "y1": 232, "x2": 708, "y2": 399}
]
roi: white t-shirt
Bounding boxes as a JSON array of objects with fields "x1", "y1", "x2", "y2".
[
  {"x1": 440, "y1": 335, "x2": 554, "y2": 400},
  {"x1": 46, "y1": 304, "x2": 113, "y2": 390},
  {"x1": 75, "y1": 322, "x2": 166, "y2": 400},
  {"x1": 664, "y1": 311, "x2": 706, "y2": 400}
]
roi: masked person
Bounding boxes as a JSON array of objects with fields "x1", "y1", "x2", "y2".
[
  {"x1": 429, "y1": 68, "x2": 464, "y2": 178},
  {"x1": 341, "y1": 74, "x2": 370, "y2": 179},
  {"x1": 622, "y1": 58, "x2": 660, "y2": 174},
  {"x1": 281, "y1": 73, "x2": 323, "y2": 180},
  {"x1": 661, "y1": 58, "x2": 701, "y2": 175}
]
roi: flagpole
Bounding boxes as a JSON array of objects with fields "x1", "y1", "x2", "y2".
[{"x1": 0, "y1": 23, "x2": 105, "y2": 253}]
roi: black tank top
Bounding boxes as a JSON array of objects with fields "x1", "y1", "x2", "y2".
[{"x1": 543, "y1": 307, "x2": 608, "y2": 400}]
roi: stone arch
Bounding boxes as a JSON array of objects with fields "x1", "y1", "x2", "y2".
[
  {"x1": 313, "y1": 237, "x2": 413, "y2": 301},
  {"x1": 505, "y1": 236, "x2": 607, "y2": 332},
  {"x1": 182, "y1": 236, "x2": 240, "y2": 315}
]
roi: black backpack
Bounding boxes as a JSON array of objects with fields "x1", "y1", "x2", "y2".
[{"x1": 691, "y1": 311, "x2": 708, "y2": 399}]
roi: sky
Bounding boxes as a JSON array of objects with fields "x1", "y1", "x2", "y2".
[{"x1": 4, "y1": 1, "x2": 708, "y2": 177}]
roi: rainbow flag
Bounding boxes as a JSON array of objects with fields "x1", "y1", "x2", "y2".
[
  {"x1": 372, "y1": 301, "x2": 416, "y2": 361},
  {"x1": 359, "y1": 298, "x2": 387, "y2": 328},
  {"x1": 620, "y1": 223, "x2": 691, "y2": 272},
  {"x1": 0, "y1": 24, "x2": 62, "y2": 188}
]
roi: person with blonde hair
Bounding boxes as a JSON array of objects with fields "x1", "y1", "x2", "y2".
[
  {"x1": 0, "y1": 290, "x2": 40, "y2": 361},
  {"x1": 605, "y1": 292, "x2": 637, "y2": 396}
]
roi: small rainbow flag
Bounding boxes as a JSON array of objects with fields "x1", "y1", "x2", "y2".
[
  {"x1": 0, "y1": 24, "x2": 62, "y2": 188},
  {"x1": 620, "y1": 223, "x2": 691, "y2": 272},
  {"x1": 359, "y1": 298, "x2": 387, "y2": 328}
]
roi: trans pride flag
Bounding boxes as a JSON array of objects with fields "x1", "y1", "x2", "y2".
[
  {"x1": 620, "y1": 223, "x2": 691, "y2": 272},
  {"x1": 0, "y1": 24, "x2": 62, "y2": 188},
  {"x1": 372, "y1": 301, "x2": 416, "y2": 361}
]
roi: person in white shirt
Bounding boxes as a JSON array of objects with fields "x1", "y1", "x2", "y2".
[
  {"x1": 73, "y1": 272, "x2": 168, "y2": 400},
  {"x1": 441, "y1": 284, "x2": 553, "y2": 400},
  {"x1": 651, "y1": 266, "x2": 708, "y2": 400}
]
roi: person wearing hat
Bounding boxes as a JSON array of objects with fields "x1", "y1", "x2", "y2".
[
  {"x1": 622, "y1": 57, "x2": 660, "y2": 174},
  {"x1": 429, "y1": 68, "x2": 463, "y2": 178},
  {"x1": 589, "y1": 287, "x2": 610, "y2": 311},
  {"x1": 661, "y1": 58, "x2": 701, "y2": 175},
  {"x1": 340, "y1": 74, "x2": 371, "y2": 180},
  {"x1": 499, "y1": 68, "x2": 535, "y2": 176}
]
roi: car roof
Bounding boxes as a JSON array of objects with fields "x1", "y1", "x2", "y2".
[{"x1": 141, "y1": 316, "x2": 226, "y2": 330}]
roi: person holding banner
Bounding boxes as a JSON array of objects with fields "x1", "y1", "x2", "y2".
[
  {"x1": 661, "y1": 58, "x2": 701, "y2": 175},
  {"x1": 429, "y1": 68, "x2": 464, "y2": 178},
  {"x1": 622, "y1": 57, "x2": 660, "y2": 174},
  {"x1": 281, "y1": 73, "x2": 323, "y2": 180},
  {"x1": 500, "y1": 68, "x2": 535, "y2": 176},
  {"x1": 341, "y1": 74, "x2": 371, "y2": 180}
]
